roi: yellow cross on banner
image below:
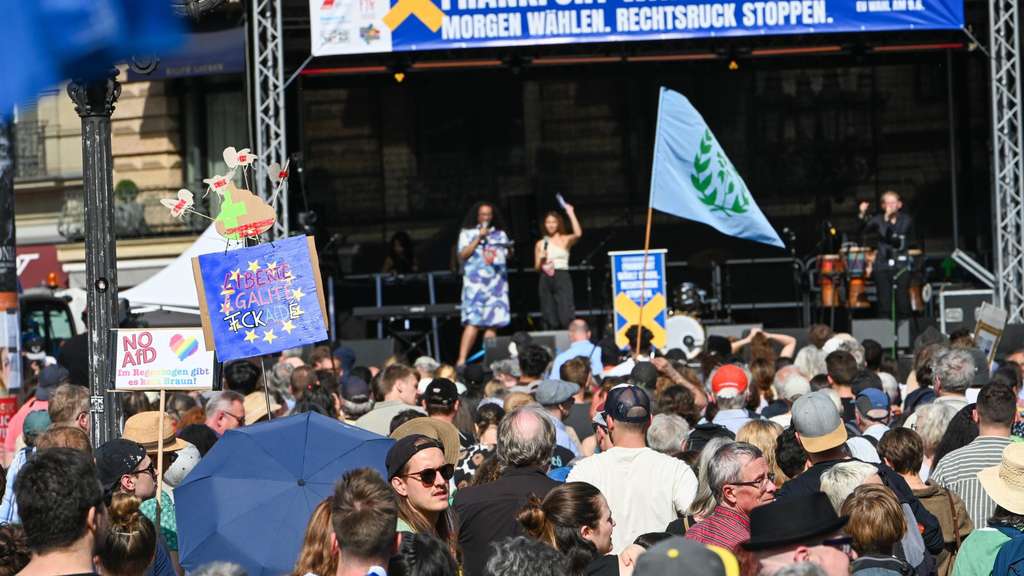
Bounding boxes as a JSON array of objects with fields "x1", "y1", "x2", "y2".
[
  {"x1": 383, "y1": 0, "x2": 444, "y2": 33},
  {"x1": 613, "y1": 292, "x2": 667, "y2": 349}
]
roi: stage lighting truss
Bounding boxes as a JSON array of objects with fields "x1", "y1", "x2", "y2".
[{"x1": 251, "y1": 0, "x2": 289, "y2": 239}]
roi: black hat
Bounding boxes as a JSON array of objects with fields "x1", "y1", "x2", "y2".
[
  {"x1": 385, "y1": 434, "x2": 444, "y2": 479},
  {"x1": 631, "y1": 362, "x2": 659, "y2": 390},
  {"x1": 95, "y1": 439, "x2": 147, "y2": 493},
  {"x1": 850, "y1": 370, "x2": 883, "y2": 395},
  {"x1": 603, "y1": 385, "x2": 651, "y2": 424},
  {"x1": 422, "y1": 379, "x2": 459, "y2": 406},
  {"x1": 340, "y1": 376, "x2": 371, "y2": 403},
  {"x1": 686, "y1": 422, "x2": 735, "y2": 453},
  {"x1": 742, "y1": 492, "x2": 848, "y2": 550}
]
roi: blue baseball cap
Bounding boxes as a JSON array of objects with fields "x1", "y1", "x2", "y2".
[
  {"x1": 856, "y1": 387, "x2": 891, "y2": 420},
  {"x1": 603, "y1": 385, "x2": 651, "y2": 424}
]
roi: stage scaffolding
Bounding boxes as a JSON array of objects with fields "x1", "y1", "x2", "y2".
[{"x1": 250, "y1": 0, "x2": 289, "y2": 239}]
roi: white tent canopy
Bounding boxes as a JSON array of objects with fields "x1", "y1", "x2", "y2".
[{"x1": 122, "y1": 226, "x2": 238, "y2": 314}]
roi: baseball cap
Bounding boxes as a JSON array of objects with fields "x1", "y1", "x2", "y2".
[
  {"x1": 634, "y1": 536, "x2": 739, "y2": 576},
  {"x1": 533, "y1": 379, "x2": 579, "y2": 406},
  {"x1": 422, "y1": 378, "x2": 459, "y2": 406},
  {"x1": 23, "y1": 411, "x2": 51, "y2": 443},
  {"x1": 36, "y1": 365, "x2": 70, "y2": 400},
  {"x1": 855, "y1": 388, "x2": 890, "y2": 420},
  {"x1": 791, "y1": 390, "x2": 848, "y2": 453},
  {"x1": 385, "y1": 434, "x2": 445, "y2": 479},
  {"x1": 631, "y1": 362, "x2": 659, "y2": 389},
  {"x1": 95, "y1": 438, "x2": 148, "y2": 492},
  {"x1": 711, "y1": 364, "x2": 749, "y2": 398},
  {"x1": 340, "y1": 376, "x2": 371, "y2": 403},
  {"x1": 603, "y1": 385, "x2": 651, "y2": 424}
]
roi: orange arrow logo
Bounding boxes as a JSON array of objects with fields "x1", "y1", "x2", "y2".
[{"x1": 383, "y1": 0, "x2": 444, "y2": 32}]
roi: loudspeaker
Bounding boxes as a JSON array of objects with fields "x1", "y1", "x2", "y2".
[
  {"x1": 706, "y1": 323, "x2": 763, "y2": 340},
  {"x1": 527, "y1": 330, "x2": 572, "y2": 353},
  {"x1": 343, "y1": 338, "x2": 396, "y2": 367},
  {"x1": 852, "y1": 319, "x2": 910, "y2": 349},
  {"x1": 938, "y1": 288, "x2": 994, "y2": 335}
]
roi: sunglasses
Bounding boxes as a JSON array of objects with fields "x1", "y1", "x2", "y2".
[
  {"x1": 223, "y1": 410, "x2": 246, "y2": 426},
  {"x1": 403, "y1": 464, "x2": 455, "y2": 486},
  {"x1": 823, "y1": 536, "x2": 853, "y2": 556},
  {"x1": 129, "y1": 462, "x2": 157, "y2": 480}
]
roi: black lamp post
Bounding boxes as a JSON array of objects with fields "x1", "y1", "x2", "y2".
[{"x1": 67, "y1": 69, "x2": 123, "y2": 448}]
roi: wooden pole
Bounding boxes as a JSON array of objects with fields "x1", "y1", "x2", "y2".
[
  {"x1": 155, "y1": 389, "x2": 166, "y2": 527},
  {"x1": 634, "y1": 206, "x2": 655, "y2": 355}
]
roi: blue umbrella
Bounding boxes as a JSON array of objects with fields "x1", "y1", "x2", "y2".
[{"x1": 176, "y1": 412, "x2": 393, "y2": 576}]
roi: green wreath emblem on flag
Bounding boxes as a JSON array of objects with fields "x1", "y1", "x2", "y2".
[{"x1": 690, "y1": 129, "x2": 751, "y2": 217}]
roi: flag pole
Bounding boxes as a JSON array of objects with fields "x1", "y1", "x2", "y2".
[{"x1": 634, "y1": 205, "x2": 654, "y2": 355}]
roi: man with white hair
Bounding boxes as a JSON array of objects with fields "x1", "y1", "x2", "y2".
[
  {"x1": 205, "y1": 390, "x2": 246, "y2": 436},
  {"x1": 413, "y1": 356, "x2": 440, "y2": 380},
  {"x1": 903, "y1": 347, "x2": 973, "y2": 429},
  {"x1": 766, "y1": 368, "x2": 811, "y2": 428},
  {"x1": 702, "y1": 364, "x2": 756, "y2": 434},
  {"x1": 647, "y1": 413, "x2": 689, "y2": 457},
  {"x1": 819, "y1": 460, "x2": 882, "y2": 512},
  {"x1": 822, "y1": 334, "x2": 865, "y2": 368}
]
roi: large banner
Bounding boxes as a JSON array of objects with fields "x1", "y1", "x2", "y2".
[
  {"x1": 310, "y1": 0, "x2": 962, "y2": 56},
  {"x1": 610, "y1": 249, "x2": 667, "y2": 350}
]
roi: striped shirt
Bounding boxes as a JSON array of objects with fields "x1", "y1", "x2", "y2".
[
  {"x1": 930, "y1": 436, "x2": 1012, "y2": 529},
  {"x1": 684, "y1": 505, "x2": 750, "y2": 552}
]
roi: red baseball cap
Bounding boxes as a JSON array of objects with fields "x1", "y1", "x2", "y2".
[{"x1": 711, "y1": 364, "x2": 749, "y2": 397}]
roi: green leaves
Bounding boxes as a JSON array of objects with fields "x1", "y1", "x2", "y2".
[{"x1": 690, "y1": 128, "x2": 746, "y2": 217}]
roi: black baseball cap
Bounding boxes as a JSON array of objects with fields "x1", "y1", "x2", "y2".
[
  {"x1": 422, "y1": 378, "x2": 459, "y2": 406},
  {"x1": 95, "y1": 439, "x2": 147, "y2": 493},
  {"x1": 603, "y1": 385, "x2": 651, "y2": 424},
  {"x1": 340, "y1": 376, "x2": 371, "y2": 403},
  {"x1": 385, "y1": 434, "x2": 445, "y2": 479}
]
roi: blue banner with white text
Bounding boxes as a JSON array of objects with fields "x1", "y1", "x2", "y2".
[{"x1": 309, "y1": 0, "x2": 962, "y2": 56}]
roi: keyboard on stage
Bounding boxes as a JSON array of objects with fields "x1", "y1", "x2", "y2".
[{"x1": 351, "y1": 303, "x2": 461, "y2": 320}]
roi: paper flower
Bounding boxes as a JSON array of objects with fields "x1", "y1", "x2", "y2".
[{"x1": 160, "y1": 189, "x2": 195, "y2": 218}]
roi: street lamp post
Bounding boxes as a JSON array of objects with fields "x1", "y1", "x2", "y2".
[{"x1": 67, "y1": 69, "x2": 123, "y2": 447}]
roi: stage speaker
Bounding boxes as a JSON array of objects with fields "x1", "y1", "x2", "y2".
[
  {"x1": 852, "y1": 319, "x2": 910, "y2": 350},
  {"x1": 343, "y1": 338, "x2": 396, "y2": 368},
  {"x1": 528, "y1": 330, "x2": 572, "y2": 353},
  {"x1": 706, "y1": 323, "x2": 763, "y2": 340},
  {"x1": 484, "y1": 332, "x2": 559, "y2": 366}
]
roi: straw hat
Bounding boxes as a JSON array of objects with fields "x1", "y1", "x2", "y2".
[
  {"x1": 979, "y1": 443, "x2": 1024, "y2": 515},
  {"x1": 123, "y1": 411, "x2": 188, "y2": 453},
  {"x1": 244, "y1": 391, "x2": 282, "y2": 425},
  {"x1": 390, "y1": 418, "x2": 460, "y2": 466}
]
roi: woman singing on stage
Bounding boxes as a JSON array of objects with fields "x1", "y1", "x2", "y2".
[
  {"x1": 456, "y1": 202, "x2": 511, "y2": 367},
  {"x1": 535, "y1": 203, "x2": 582, "y2": 330}
]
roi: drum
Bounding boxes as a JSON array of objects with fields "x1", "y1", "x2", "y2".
[
  {"x1": 908, "y1": 249, "x2": 925, "y2": 312},
  {"x1": 673, "y1": 282, "x2": 706, "y2": 317},
  {"x1": 663, "y1": 313, "x2": 706, "y2": 359},
  {"x1": 841, "y1": 245, "x2": 870, "y2": 279},
  {"x1": 817, "y1": 255, "x2": 844, "y2": 308}
]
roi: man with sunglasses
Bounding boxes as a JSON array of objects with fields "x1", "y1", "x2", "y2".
[
  {"x1": 685, "y1": 442, "x2": 777, "y2": 552},
  {"x1": 95, "y1": 439, "x2": 177, "y2": 576},
  {"x1": 205, "y1": 390, "x2": 246, "y2": 436},
  {"x1": 386, "y1": 434, "x2": 456, "y2": 543}
]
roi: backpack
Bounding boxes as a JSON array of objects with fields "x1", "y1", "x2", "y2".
[{"x1": 992, "y1": 526, "x2": 1024, "y2": 576}]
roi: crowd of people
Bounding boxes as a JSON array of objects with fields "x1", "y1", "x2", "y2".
[{"x1": 1, "y1": 316, "x2": 1023, "y2": 576}]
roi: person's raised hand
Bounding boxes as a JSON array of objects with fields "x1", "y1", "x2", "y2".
[{"x1": 858, "y1": 200, "x2": 870, "y2": 216}]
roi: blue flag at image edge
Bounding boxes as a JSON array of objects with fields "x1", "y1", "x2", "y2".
[{"x1": 649, "y1": 87, "x2": 784, "y2": 248}]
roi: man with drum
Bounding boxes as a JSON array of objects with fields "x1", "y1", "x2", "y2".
[{"x1": 858, "y1": 190, "x2": 915, "y2": 320}]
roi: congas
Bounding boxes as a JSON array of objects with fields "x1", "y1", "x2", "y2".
[
  {"x1": 841, "y1": 245, "x2": 870, "y2": 278},
  {"x1": 817, "y1": 254, "x2": 844, "y2": 308},
  {"x1": 908, "y1": 249, "x2": 925, "y2": 312},
  {"x1": 663, "y1": 313, "x2": 706, "y2": 359}
]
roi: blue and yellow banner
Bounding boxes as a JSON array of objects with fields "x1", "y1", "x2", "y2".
[
  {"x1": 610, "y1": 249, "x2": 667, "y2": 350},
  {"x1": 310, "y1": 0, "x2": 962, "y2": 56},
  {"x1": 192, "y1": 236, "x2": 329, "y2": 363}
]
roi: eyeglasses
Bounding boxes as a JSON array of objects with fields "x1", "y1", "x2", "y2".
[
  {"x1": 403, "y1": 464, "x2": 455, "y2": 486},
  {"x1": 729, "y1": 472, "x2": 776, "y2": 491},
  {"x1": 128, "y1": 462, "x2": 156, "y2": 480},
  {"x1": 223, "y1": 410, "x2": 246, "y2": 426}
]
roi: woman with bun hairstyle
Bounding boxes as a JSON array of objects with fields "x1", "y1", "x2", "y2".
[
  {"x1": 96, "y1": 493, "x2": 157, "y2": 576},
  {"x1": 518, "y1": 482, "x2": 623, "y2": 576}
]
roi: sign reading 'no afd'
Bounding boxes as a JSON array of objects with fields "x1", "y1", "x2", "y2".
[{"x1": 309, "y1": 0, "x2": 962, "y2": 56}]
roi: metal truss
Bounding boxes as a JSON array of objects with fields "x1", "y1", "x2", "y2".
[
  {"x1": 991, "y1": 0, "x2": 1024, "y2": 321},
  {"x1": 251, "y1": 0, "x2": 289, "y2": 238}
]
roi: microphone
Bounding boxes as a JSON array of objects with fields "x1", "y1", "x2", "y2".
[{"x1": 543, "y1": 239, "x2": 549, "y2": 252}]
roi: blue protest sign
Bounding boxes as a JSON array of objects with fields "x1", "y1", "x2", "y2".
[
  {"x1": 609, "y1": 250, "x2": 667, "y2": 350},
  {"x1": 193, "y1": 236, "x2": 328, "y2": 362},
  {"x1": 309, "y1": 0, "x2": 962, "y2": 56}
]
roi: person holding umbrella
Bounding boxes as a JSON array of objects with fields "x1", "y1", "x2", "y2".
[{"x1": 386, "y1": 435, "x2": 459, "y2": 565}]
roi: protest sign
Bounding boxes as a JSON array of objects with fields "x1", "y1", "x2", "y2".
[
  {"x1": 193, "y1": 235, "x2": 328, "y2": 362},
  {"x1": 609, "y1": 249, "x2": 667, "y2": 350},
  {"x1": 0, "y1": 398, "x2": 17, "y2": 443},
  {"x1": 114, "y1": 328, "x2": 215, "y2": 391},
  {"x1": 974, "y1": 302, "x2": 1008, "y2": 364}
]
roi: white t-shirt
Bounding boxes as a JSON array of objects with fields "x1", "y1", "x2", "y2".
[{"x1": 567, "y1": 446, "x2": 698, "y2": 553}]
